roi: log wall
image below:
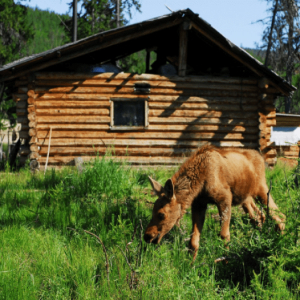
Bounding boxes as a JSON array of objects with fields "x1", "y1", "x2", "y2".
[
  {"x1": 13, "y1": 72, "x2": 278, "y2": 168},
  {"x1": 273, "y1": 114, "x2": 300, "y2": 162}
]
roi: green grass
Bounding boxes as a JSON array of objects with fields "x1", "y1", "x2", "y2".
[{"x1": 0, "y1": 157, "x2": 299, "y2": 299}]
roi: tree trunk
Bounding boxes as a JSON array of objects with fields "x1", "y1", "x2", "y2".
[
  {"x1": 72, "y1": 0, "x2": 78, "y2": 42},
  {"x1": 265, "y1": 0, "x2": 279, "y2": 67},
  {"x1": 285, "y1": 0, "x2": 295, "y2": 113}
]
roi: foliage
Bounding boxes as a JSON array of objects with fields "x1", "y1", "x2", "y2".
[
  {"x1": 258, "y1": 0, "x2": 300, "y2": 113},
  {"x1": 0, "y1": 0, "x2": 34, "y2": 66},
  {"x1": 0, "y1": 156, "x2": 299, "y2": 298},
  {"x1": 64, "y1": 0, "x2": 141, "y2": 40},
  {"x1": 119, "y1": 50, "x2": 157, "y2": 73},
  {"x1": 23, "y1": 7, "x2": 70, "y2": 56}
]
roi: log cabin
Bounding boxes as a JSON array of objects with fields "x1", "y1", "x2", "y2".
[
  {"x1": 0, "y1": 9, "x2": 296, "y2": 170},
  {"x1": 270, "y1": 113, "x2": 300, "y2": 164}
]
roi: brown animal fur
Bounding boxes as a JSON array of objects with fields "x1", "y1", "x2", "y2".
[{"x1": 144, "y1": 145, "x2": 285, "y2": 261}]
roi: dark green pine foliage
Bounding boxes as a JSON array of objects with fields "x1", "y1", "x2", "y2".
[
  {"x1": 0, "y1": 0, "x2": 34, "y2": 66},
  {"x1": 23, "y1": 7, "x2": 71, "y2": 56},
  {"x1": 66, "y1": 0, "x2": 141, "y2": 40}
]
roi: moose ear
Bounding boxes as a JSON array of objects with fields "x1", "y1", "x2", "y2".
[
  {"x1": 164, "y1": 178, "x2": 174, "y2": 199},
  {"x1": 148, "y1": 176, "x2": 164, "y2": 196}
]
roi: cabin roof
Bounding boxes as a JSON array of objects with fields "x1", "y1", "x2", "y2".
[{"x1": 0, "y1": 8, "x2": 295, "y2": 95}]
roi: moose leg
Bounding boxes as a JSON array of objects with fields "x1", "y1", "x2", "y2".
[
  {"x1": 242, "y1": 196, "x2": 265, "y2": 227},
  {"x1": 216, "y1": 197, "x2": 232, "y2": 244},
  {"x1": 256, "y1": 186, "x2": 285, "y2": 231},
  {"x1": 189, "y1": 203, "x2": 207, "y2": 262}
]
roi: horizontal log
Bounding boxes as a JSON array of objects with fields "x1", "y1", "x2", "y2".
[
  {"x1": 149, "y1": 102, "x2": 258, "y2": 111},
  {"x1": 262, "y1": 148, "x2": 277, "y2": 155},
  {"x1": 266, "y1": 111, "x2": 276, "y2": 118},
  {"x1": 21, "y1": 124, "x2": 29, "y2": 131},
  {"x1": 17, "y1": 116, "x2": 28, "y2": 124},
  {"x1": 16, "y1": 109, "x2": 26, "y2": 116},
  {"x1": 37, "y1": 156, "x2": 186, "y2": 165},
  {"x1": 35, "y1": 115, "x2": 259, "y2": 126},
  {"x1": 35, "y1": 100, "x2": 111, "y2": 108},
  {"x1": 36, "y1": 138, "x2": 258, "y2": 148},
  {"x1": 29, "y1": 129, "x2": 36, "y2": 137},
  {"x1": 30, "y1": 152, "x2": 39, "y2": 160},
  {"x1": 149, "y1": 117, "x2": 259, "y2": 126},
  {"x1": 35, "y1": 108, "x2": 257, "y2": 118},
  {"x1": 276, "y1": 122, "x2": 300, "y2": 127},
  {"x1": 37, "y1": 124, "x2": 110, "y2": 130},
  {"x1": 34, "y1": 85, "x2": 257, "y2": 95},
  {"x1": 34, "y1": 79, "x2": 259, "y2": 92},
  {"x1": 28, "y1": 97, "x2": 35, "y2": 105},
  {"x1": 37, "y1": 146, "x2": 194, "y2": 156},
  {"x1": 33, "y1": 100, "x2": 259, "y2": 111},
  {"x1": 30, "y1": 137, "x2": 37, "y2": 144},
  {"x1": 266, "y1": 119, "x2": 276, "y2": 126},
  {"x1": 36, "y1": 130, "x2": 258, "y2": 141},
  {"x1": 27, "y1": 90, "x2": 35, "y2": 97},
  {"x1": 276, "y1": 116, "x2": 300, "y2": 121},
  {"x1": 35, "y1": 93, "x2": 258, "y2": 104},
  {"x1": 36, "y1": 108, "x2": 110, "y2": 115},
  {"x1": 16, "y1": 100, "x2": 28, "y2": 109},
  {"x1": 35, "y1": 90, "x2": 259, "y2": 99},
  {"x1": 13, "y1": 93, "x2": 27, "y2": 102},
  {"x1": 282, "y1": 151, "x2": 299, "y2": 156},
  {"x1": 18, "y1": 87, "x2": 28, "y2": 94},
  {"x1": 36, "y1": 116, "x2": 111, "y2": 123},
  {"x1": 35, "y1": 124, "x2": 258, "y2": 133},
  {"x1": 274, "y1": 145, "x2": 299, "y2": 151},
  {"x1": 35, "y1": 72, "x2": 258, "y2": 85},
  {"x1": 19, "y1": 131, "x2": 29, "y2": 139},
  {"x1": 149, "y1": 109, "x2": 257, "y2": 119},
  {"x1": 27, "y1": 106, "x2": 35, "y2": 114},
  {"x1": 28, "y1": 113, "x2": 36, "y2": 122},
  {"x1": 35, "y1": 94, "x2": 110, "y2": 101},
  {"x1": 15, "y1": 80, "x2": 28, "y2": 86}
]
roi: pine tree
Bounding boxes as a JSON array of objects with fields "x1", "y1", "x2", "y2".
[
  {"x1": 65, "y1": 0, "x2": 141, "y2": 40},
  {"x1": 0, "y1": 0, "x2": 34, "y2": 66},
  {"x1": 259, "y1": 0, "x2": 300, "y2": 113}
]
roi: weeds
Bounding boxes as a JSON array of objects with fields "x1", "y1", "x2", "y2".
[{"x1": 0, "y1": 157, "x2": 299, "y2": 299}]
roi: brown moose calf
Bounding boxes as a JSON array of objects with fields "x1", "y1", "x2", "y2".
[{"x1": 144, "y1": 145, "x2": 285, "y2": 261}]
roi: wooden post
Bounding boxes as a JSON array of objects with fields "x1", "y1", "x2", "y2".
[{"x1": 178, "y1": 24, "x2": 188, "y2": 77}]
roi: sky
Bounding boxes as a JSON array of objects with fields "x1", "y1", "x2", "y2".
[{"x1": 26, "y1": 0, "x2": 272, "y2": 49}]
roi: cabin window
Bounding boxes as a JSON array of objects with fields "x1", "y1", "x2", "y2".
[{"x1": 110, "y1": 98, "x2": 148, "y2": 130}]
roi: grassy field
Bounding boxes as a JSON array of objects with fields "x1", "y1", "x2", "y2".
[{"x1": 0, "y1": 156, "x2": 300, "y2": 299}]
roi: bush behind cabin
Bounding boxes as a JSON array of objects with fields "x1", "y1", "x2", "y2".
[{"x1": 0, "y1": 156, "x2": 299, "y2": 299}]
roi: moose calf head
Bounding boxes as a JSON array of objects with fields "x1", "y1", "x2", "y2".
[{"x1": 144, "y1": 176, "x2": 182, "y2": 244}]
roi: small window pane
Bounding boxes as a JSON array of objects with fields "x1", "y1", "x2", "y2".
[{"x1": 114, "y1": 101, "x2": 145, "y2": 126}]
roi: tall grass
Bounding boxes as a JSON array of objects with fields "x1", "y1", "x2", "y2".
[{"x1": 0, "y1": 157, "x2": 299, "y2": 299}]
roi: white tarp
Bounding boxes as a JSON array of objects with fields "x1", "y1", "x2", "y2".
[{"x1": 270, "y1": 126, "x2": 300, "y2": 146}]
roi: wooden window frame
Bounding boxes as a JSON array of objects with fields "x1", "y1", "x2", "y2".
[{"x1": 110, "y1": 97, "x2": 149, "y2": 131}]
